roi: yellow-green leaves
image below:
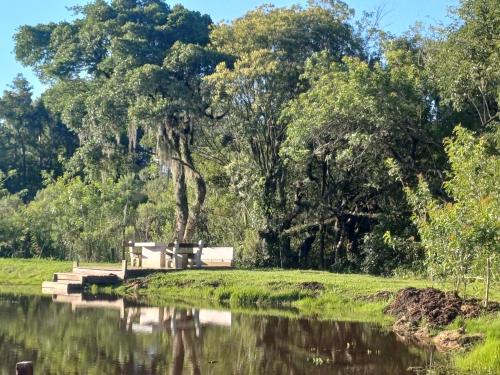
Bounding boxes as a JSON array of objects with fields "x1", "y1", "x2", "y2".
[{"x1": 406, "y1": 125, "x2": 499, "y2": 295}]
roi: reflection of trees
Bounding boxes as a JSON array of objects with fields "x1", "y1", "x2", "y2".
[
  {"x1": 0, "y1": 295, "x2": 172, "y2": 374},
  {"x1": 168, "y1": 309, "x2": 201, "y2": 375},
  {"x1": 0, "y1": 295, "x2": 433, "y2": 375},
  {"x1": 213, "y1": 316, "x2": 433, "y2": 375}
]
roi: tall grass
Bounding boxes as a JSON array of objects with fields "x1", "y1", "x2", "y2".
[{"x1": 453, "y1": 316, "x2": 500, "y2": 373}]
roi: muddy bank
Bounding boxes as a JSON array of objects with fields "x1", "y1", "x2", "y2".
[
  {"x1": 387, "y1": 287, "x2": 499, "y2": 326},
  {"x1": 386, "y1": 287, "x2": 499, "y2": 351}
]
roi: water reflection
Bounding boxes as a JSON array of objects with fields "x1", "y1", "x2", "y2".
[{"x1": 0, "y1": 294, "x2": 436, "y2": 375}]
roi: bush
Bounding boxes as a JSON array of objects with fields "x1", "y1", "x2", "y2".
[
  {"x1": 0, "y1": 194, "x2": 27, "y2": 257},
  {"x1": 406, "y1": 126, "x2": 499, "y2": 302}
]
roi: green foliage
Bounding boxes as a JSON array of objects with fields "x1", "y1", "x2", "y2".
[
  {"x1": 210, "y1": 2, "x2": 361, "y2": 60},
  {"x1": 1, "y1": 0, "x2": 498, "y2": 281},
  {"x1": 25, "y1": 174, "x2": 143, "y2": 260},
  {"x1": 206, "y1": 2, "x2": 363, "y2": 266},
  {"x1": 0, "y1": 75, "x2": 76, "y2": 199},
  {"x1": 406, "y1": 126, "x2": 499, "y2": 297},
  {"x1": 361, "y1": 219, "x2": 424, "y2": 276},
  {"x1": 134, "y1": 165, "x2": 176, "y2": 242},
  {"x1": 281, "y1": 43, "x2": 435, "y2": 270},
  {"x1": 0, "y1": 173, "x2": 27, "y2": 257},
  {"x1": 426, "y1": 0, "x2": 499, "y2": 127}
]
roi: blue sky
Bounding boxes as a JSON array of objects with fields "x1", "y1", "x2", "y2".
[{"x1": 0, "y1": 0, "x2": 457, "y2": 97}]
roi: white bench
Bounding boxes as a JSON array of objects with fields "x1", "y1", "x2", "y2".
[{"x1": 127, "y1": 242, "x2": 234, "y2": 269}]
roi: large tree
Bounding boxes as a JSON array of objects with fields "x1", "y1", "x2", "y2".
[
  {"x1": 0, "y1": 75, "x2": 76, "y2": 199},
  {"x1": 15, "y1": 0, "x2": 224, "y2": 241},
  {"x1": 206, "y1": 1, "x2": 363, "y2": 265},
  {"x1": 281, "y1": 37, "x2": 441, "y2": 270},
  {"x1": 426, "y1": 0, "x2": 499, "y2": 129}
]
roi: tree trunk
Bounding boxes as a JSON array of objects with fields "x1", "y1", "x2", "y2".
[
  {"x1": 319, "y1": 223, "x2": 325, "y2": 269},
  {"x1": 171, "y1": 160, "x2": 189, "y2": 241},
  {"x1": 179, "y1": 127, "x2": 206, "y2": 242},
  {"x1": 159, "y1": 117, "x2": 206, "y2": 243},
  {"x1": 298, "y1": 234, "x2": 316, "y2": 268},
  {"x1": 334, "y1": 219, "x2": 345, "y2": 266},
  {"x1": 484, "y1": 256, "x2": 491, "y2": 308}
]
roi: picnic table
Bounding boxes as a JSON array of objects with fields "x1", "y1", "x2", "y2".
[{"x1": 127, "y1": 241, "x2": 204, "y2": 269}]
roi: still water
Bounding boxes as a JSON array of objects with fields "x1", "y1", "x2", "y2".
[{"x1": 0, "y1": 294, "x2": 437, "y2": 375}]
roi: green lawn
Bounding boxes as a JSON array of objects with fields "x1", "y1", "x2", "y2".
[
  {"x1": 0, "y1": 258, "x2": 72, "y2": 294},
  {"x1": 0, "y1": 258, "x2": 120, "y2": 294},
  {"x1": 120, "y1": 269, "x2": 431, "y2": 321},
  {"x1": 0, "y1": 259, "x2": 498, "y2": 374},
  {"x1": 115, "y1": 268, "x2": 499, "y2": 323},
  {"x1": 451, "y1": 315, "x2": 500, "y2": 373}
]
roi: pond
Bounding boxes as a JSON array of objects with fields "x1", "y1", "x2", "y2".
[{"x1": 0, "y1": 294, "x2": 439, "y2": 374}]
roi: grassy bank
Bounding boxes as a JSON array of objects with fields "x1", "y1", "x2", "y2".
[
  {"x1": 115, "y1": 269, "x2": 432, "y2": 323},
  {"x1": 0, "y1": 258, "x2": 120, "y2": 294},
  {"x1": 0, "y1": 258, "x2": 72, "y2": 294},
  {"x1": 449, "y1": 315, "x2": 500, "y2": 373},
  {"x1": 1, "y1": 259, "x2": 498, "y2": 373},
  {"x1": 115, "y1": 269, "x2": 499, "y2": 374}
]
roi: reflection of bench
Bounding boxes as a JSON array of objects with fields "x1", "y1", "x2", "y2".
[{"x1": 126, "y1": 241, "x2": 234, "y2": 269}]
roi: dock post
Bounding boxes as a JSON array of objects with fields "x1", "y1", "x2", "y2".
[
  {"x1": 194, "y1": 308, "x2": 201, "y2": 337},
  {"x1": 196, "y1": 240, "x2": 204, "y2": 268},
  {"x1": 16, "y1": 362, "x2": 33, "y2": 375},
  {"x1": 174, "y1": 240, "x2": 180, "y2": 269},
  {"x1": 121, "y1": 259, "x2": 128, "y2": 279}
]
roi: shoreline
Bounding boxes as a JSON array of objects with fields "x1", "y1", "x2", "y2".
[{"x1": 1, "y1": 258, "x2": 498, "y2": 374}]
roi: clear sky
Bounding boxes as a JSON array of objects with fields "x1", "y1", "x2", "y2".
[{"x1": 0, "y1": 0, "x2": 457, "y2": 97}]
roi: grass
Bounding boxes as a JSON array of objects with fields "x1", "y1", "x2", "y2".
[
  {"x1": 0, "y1": 259, "x2": 498, "y2": 373},
  {"x1": 115, "y1": 268, "x2": 477, "y2": 323},
  {"x1": 449, "y1": 315, "x2": 500, "y2": 373},
  {"x1": 0, "y1": 258, "x2": 72, "y2": 294},
  {"x1": 0, "y1": 258, "x2": 120, "y2": 294}
]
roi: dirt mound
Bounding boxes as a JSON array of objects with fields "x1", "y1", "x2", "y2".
[
  {"x1": 387, "y1": 287, "x2": 499, "y2": 326},
  {"x1": 432, "y1": 329, "x2": 484, "y2": 352}
]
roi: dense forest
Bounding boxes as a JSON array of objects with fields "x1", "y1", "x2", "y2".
[{"x1": 0, "y1": 0, "x2": 498, "y2": 288}]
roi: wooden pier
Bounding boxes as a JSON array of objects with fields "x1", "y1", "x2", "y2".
[
  {"x1": 42, "y1": 241, "x2": 235, "y2": 294},
  {"x1": 42, "y1": 261, "x2": 123, "y2": 294}
]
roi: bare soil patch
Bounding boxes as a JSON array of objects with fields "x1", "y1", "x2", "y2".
[
  {"x1": 387, "y1": 287, "x2": 499, "y2": 327},
  {"x1": 387, "y1": 287, "x2": 498, "y2": 352}
]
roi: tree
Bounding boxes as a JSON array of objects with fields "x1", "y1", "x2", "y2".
[
  {"x1": 426, "y1": 0, "x2": 499, "y2": 128},
  {"x1": 405, "y1": 126, "x2": 499, "y2": 304},
  {"x1": 0, "y1": 75, "x2": 76, "y2": 199},
  {"x1": 26, "y1": 173, "x2": 145, "y2": 261},
  {"x1": 125, "y1": 42, "x2": 228, "y2": 241},
  {"x1": 15, "y1": 0, "x2": 222, "y2": 242},
  {"x1": 281, "y1": 37, "x2": 440, "y2": 270},
  {"x1": 0, "y1": 172, "x2": 26, "y2": 257},
  {"x1": 206, "y1": 2, "x2": 363, "y2": 266}
]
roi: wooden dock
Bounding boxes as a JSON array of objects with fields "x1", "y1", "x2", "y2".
[
  {"x1": 42, "y1": 261, "x2": 123, "y2": 295},
  {"x1": 42, "y1": 242, "x2": 235, "y2": 295}
]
